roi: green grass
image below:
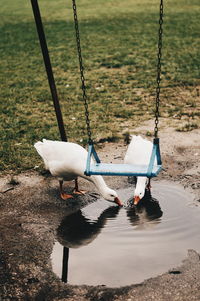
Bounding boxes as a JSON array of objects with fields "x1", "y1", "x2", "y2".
[{"x1": 0, "y1": 0, "x2": 200, "y2": 172}]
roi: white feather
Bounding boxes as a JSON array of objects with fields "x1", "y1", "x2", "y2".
[
  {"x1": 124, "y1": 135, "x2": 156, "y2": 199},
  {"x1": 34, "y1": 139, "x2": 119, "y2": 202}
]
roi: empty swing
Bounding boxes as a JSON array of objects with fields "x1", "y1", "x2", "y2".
[{"x1": 72, "y1": 0, "x2": 164, "y2": 178}]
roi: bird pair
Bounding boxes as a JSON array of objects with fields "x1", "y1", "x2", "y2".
[{"x1": 34, "y1": 136, "x2": 153, "y2": 207}]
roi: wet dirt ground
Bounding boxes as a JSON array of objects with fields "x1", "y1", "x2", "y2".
[{"x1": 0, "y1": 123, "x2": 200, "y2": 300}]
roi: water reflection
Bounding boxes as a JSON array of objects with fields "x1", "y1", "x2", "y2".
[
  {"x1": 57, "y1": 206, "x2": 121, "y2": 249},
  {"x1": 51, "y1": 184, "x2": 200, "y2": 286},
  {"x1": 127, "y1": 191, "x2": 163, "y2": 228},
  {"x1": 55, "y1": 193, "x2": 162, "y2": 283},
  {"x1": 61, "y1": 247, "x2": 69, "y2": 283}
]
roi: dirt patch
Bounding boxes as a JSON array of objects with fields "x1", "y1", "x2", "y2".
[{"x1": 0, "y1": 122, "x2": 200, "y2": 300}]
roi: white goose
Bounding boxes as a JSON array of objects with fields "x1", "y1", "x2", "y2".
[
  {"x1": 34, "y1": 139, "x2": 122, "y2": 206},
  {"x1": 124, "y1": 135, "x2": 156, "y2": 205}
]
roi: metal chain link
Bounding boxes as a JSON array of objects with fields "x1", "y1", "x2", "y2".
[
  {"x1": 72, "y1": 0, "x2": 93, "y2": 144},
  {"x1": 72, "y1": 0, "x2": 163, "y2": 140},
  {"x1": 154, "y1": 0, "x2": 164, "y2": 138}
]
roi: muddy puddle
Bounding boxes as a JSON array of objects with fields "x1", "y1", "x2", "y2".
[{"x1": 51, "y1": 183, "x2": 200, "y2": 287}]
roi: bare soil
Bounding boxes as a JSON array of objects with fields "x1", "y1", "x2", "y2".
[{"x1": 0, "y1": 121, "x2": 200, "y2": 300}]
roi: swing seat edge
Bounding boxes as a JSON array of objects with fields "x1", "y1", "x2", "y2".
[{"x1": 85, "y1": 163, "x2": 162, "y2": 177}]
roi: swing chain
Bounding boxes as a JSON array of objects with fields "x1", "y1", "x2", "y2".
[
  {"x1": 72, "y1": 0, "x2": 93, "y2": 144},
  {"x1": 154, "y1": 0, "x2": 164, "y2": 138}
]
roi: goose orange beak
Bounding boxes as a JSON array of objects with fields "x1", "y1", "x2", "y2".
[
  {"x1": 114, "y1": 197, "x2": 123, "y2": 206},
  {"x1": 133, "y1": 196, "x2": 140, "y2": 205}
]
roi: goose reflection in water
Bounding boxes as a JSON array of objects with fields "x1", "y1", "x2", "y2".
[
  {"x1": 127, "y1": 190, "x2": 163, "y2": 229},
  {"x1": 57, "y1": 206, "x2": 121, "y2": 249},
  {"x1": 55, "y1": 193, "x2": 163, "y2": 283},
  {"x1": 56, "y1": 206, "x2": 120, "y2": 283}
]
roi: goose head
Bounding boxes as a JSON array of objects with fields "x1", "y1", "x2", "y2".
[
  {"x1": 90, "y1": 175, "x2": 123, "y2": 206},
  {"x1": 133, "y1": 177, "x2": 149, "y2": 205},
  {"x1": 102, "y1": 187, "x2": 123, "y2": 206}
]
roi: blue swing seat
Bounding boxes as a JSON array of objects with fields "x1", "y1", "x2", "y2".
[{"x1": 85, "y1": 138, "x2": 162, "y2": 177}]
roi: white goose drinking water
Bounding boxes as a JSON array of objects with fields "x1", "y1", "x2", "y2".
[
  {"x1": 124, "y1": 135, "x2": 156, "y2": 205},
  {"x1": 34, "y1": 139, "x2": 122, "y2": 206}
]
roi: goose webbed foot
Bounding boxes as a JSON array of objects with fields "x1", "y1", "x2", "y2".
[
  {"x1": 59, "y1": 180, "x2": 73, "y2": 200},
  {"x1": 73, "y1": 190, "x2": 87, "y2": 195},
  {"x1": 60, "y1": 192, "x2": 73, "y2": 200},
  {"x1": 73, "y1": 179, "x2": 87, "y2": 195}
]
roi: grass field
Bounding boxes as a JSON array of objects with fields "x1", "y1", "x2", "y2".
[{"x1": 0, "y1": 0, "x2": 200, "y2": 172}]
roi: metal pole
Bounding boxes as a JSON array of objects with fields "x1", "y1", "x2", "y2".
[{"x1": 30, "y1": 0, "x2": 67, "y2": 142}]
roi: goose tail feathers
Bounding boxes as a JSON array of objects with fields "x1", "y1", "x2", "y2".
[{"x1": 34, "y1": 140, "x2": 49, "y2": 169}]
